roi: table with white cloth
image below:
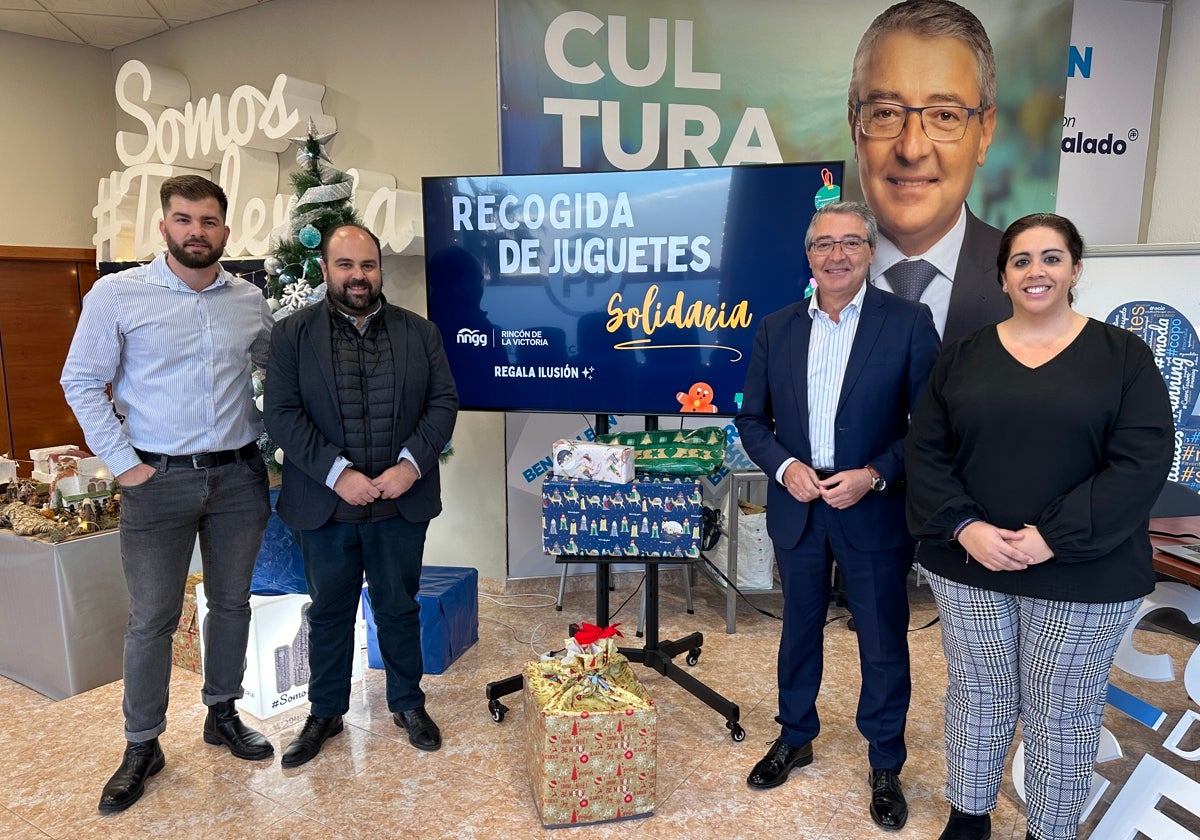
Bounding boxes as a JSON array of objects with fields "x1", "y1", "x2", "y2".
[{"x1": 0, "y1": 529, "x2": 128, "y2": 699}]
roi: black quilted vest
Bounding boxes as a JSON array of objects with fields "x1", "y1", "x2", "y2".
[{"x1": 330, "y1": 307, "x2": 398, "y2": 523}]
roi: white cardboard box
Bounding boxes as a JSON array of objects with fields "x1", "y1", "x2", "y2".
[{"x1": 195, "y1": 583, "x2": 363, "y2": 719}]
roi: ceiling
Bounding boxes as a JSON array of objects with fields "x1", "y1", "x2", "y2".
[{"x1": 0, "y1": 0, "x2": 274, "y2": 49}]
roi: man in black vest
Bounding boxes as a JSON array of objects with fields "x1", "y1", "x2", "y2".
[{"x1": 265, "y1": 224, "x2": 458, "y2": 767}]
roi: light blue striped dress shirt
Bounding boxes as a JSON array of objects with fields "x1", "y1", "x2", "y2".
[
  {"x1": 61, "y1": 254, "x2": 273, "y2": 477},
  {"x1": 806, "y1": 282, "x2": 865, "y2": 471}
]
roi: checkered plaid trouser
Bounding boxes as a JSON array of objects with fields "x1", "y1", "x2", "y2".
[{"x1": 924, "y1": 570, "x2": 1140, "y2": 840}]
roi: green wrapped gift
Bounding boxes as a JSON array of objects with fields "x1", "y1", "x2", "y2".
[{"x1": 594, "y1": 427, "x2": 725, "y2": 476}]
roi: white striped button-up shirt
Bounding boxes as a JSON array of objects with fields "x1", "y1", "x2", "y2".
[
  {"x1": 806, "y1": 281, "x2": 865, "y2": 471},
  {"x1": 61, "y1": 254, "x2": 273, "y2": 477}
]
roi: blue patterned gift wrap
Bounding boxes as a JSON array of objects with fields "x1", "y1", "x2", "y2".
[
  {"x1": 541, "y1": 473, "x2": 703, "y2": 557},
  {"x1": 250, "y1": 487, "x2": 307, "y2": 595}
]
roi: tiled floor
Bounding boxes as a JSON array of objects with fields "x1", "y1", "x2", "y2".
[{"x1": 1, "y1": 571, "x2": 1198, "y2": 839}]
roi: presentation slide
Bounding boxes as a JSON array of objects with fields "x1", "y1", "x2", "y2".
[{"x1": 423, "y1": 162, "x2": 844, "y2": 416}]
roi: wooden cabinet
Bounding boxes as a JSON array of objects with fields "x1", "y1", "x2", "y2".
[{"x1": 0, "y1": 247, "x2": 97, "y2": 474}]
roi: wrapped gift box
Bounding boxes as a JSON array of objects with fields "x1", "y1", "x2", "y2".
[
  {"x1": 542, "y1": 473, "x2": 704, "y2": 557},
  {"x1": 523, "y1": 641, "x2": 656, "y2": 827},
  {"x1": 362, "y1": 565, "x2": 478, "y2": 675},
  {"x1": 250, "y1": 487, "x2": 306, "y2": 595},
  {"x1": 172, "y1": 572, "x2": 204, "y2": 673},
  {"x1": 195, "y1": 583, "x2": 363, "y2": 719},
  {"x1": 551, "y1": 440, "x2": 636, "y2": 485}
]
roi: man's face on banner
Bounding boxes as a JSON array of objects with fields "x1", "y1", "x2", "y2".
[{"x1": 850, "y1": 31, "x2": 996, "y2": 256}]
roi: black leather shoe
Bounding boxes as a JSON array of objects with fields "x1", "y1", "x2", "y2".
[
  {"x1": 869, "y1": 768, "x2": 908, "y2": 830},
  {"x1": 393, "y1": 707, "x2": 442, "y2": 751},
  {"x1": 746, "y1": 739, "x2": 813, "y2": 789},
  {"x1": 203, "y1": 699, "x2": 274, "y2": 761},
  {"x1": 937, "y1": 806, "x2": 991, "y2": 839},
  {"x1": 98, "y1": 739, "x2": 165, "y2": 814},
  {"x1": 281, "y1": 715, "x2": 343, "y2": 768}
]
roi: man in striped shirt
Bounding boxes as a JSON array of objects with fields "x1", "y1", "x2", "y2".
[
  {"x1": 62, "y1": 175, "x2": 275, "y2": 815},
  {"x1": 735, "y1": 201, "x2": 939, "y2": 830}
]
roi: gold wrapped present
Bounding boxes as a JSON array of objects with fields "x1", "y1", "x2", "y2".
[
  {"x1": 172, "y1": 573, "x2": 204, "y2": 673},
  {"x1": 523, "y1": 634, "x2": 656, "y2": 827}
]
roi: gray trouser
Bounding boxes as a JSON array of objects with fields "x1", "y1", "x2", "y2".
[
  {"x1": 926, "y1": 571, "x2": 1140, "y2": 840},
  {"x1": 117, "y1": 456, "x2": 269, "y2": 741}
]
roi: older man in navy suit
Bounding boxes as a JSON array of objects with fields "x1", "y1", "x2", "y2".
[
  {"x1": 265, "y1": 223, "x2": 458, "y2": 768},
  {"x1": 736, "y1": 201, "x2": 939, "y2": 830}
]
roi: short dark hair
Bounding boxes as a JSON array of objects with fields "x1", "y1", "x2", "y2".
[
  {"x1": 160, "y1": 175, "x2": 228, "y2": 219},
  {"x1": 997, "y1": 213, "x2": 1084, "y2": 304},
  {"x1": 804, "y1": 201, "x2": 879, "y2": 250},
  {"x1": 321, "y1": 223, "x2": 383, "y2": 263},
  {"x1": 849, "y1": 0, "x2": 996, "y2": 110}
]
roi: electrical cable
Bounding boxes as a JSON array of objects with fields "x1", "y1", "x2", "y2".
[{"x1": 478, "y1": 592, "x2": 559, "y2": 608}]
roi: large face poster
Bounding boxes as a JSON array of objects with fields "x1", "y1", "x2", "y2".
[{"x1": 497, "y1": 0, "x2": 1072, "y2": 232}]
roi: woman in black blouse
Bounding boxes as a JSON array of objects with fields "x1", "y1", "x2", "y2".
[{"x1": 905, "y1": 213, "x2": 1174, "y2": 840}]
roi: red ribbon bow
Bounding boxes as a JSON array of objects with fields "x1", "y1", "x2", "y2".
[{"x1": 573, "y1": 622, "x2": 623, "y2": 645}]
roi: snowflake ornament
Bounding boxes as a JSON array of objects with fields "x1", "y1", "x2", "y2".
[{"x1": 279, "y1": 282, "x2": 310, "y2": 311}]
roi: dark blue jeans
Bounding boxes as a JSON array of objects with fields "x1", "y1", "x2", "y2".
[
  {"x1": 294, "y1": 516, "x2": 428, "y2": 717},
  {"x1": 118, "y1": 456, "x2": 269, "y2": 741}
]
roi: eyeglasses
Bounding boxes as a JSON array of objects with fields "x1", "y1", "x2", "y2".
[
  {"x1": 854, "y1": 101, "x2": 985, "y2": 142},
  {"x1": 808, "y1": 236, "x2": 868, "y2": 255}
]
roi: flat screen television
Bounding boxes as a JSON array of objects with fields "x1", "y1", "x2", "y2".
[{"x1": 422, "y1": 161, "x2": 844, "y2": 416}]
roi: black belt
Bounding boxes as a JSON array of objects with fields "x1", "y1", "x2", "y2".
[
  {"x1": 814, "y1": 468, "x2": 838, "y2": 480},
  {"x1": 135, "y1": 442, "x2": 258, "y2": 470}
]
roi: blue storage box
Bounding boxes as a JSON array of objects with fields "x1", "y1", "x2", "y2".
[
  {"x1": 542, "y1": 473, "x2": 704, "y2": 557},
  {"x1": 362, "y1": 565, "x2": 479, "y2": 675}
]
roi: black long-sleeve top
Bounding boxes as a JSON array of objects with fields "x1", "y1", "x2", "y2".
[{"x1": 905, "y1": 319, "x2": 1175, "y2": 603}]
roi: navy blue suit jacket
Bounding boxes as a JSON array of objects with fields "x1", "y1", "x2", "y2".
[
  {"x1": 735, "y1": 284, "x2": 940, "y2": 552},
  {"x1": 264, "y1": 300, "x2": 459, "y2": 532}
]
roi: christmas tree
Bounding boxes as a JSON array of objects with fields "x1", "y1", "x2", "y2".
[
  {"x1": 264, "y1": 117, "x2": 362, "y2": 312},
  {"x1": 254, "y1": 118, "x2": 363, "y2": 474}
]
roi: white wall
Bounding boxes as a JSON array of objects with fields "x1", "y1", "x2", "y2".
[
  {"x1": 0, "y1": 30, "x2": 115, "y2": 248},
  {"x1": 1148, "y1": 0, "x2": 1200, "y2": 242},
  {"x1": 106, "y1": 0, "x2": 509, "y2": 583}
]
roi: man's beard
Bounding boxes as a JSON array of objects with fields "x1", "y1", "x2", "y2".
[
  {"x1": 165, "y1": 230, "x2": 225, "y2": 269},
  {"x1": 330, "y1": 281, "x2": 381, "y2": 316}
]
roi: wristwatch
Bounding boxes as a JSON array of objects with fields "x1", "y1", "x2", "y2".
[{"x1": 865, "y1": 465, "x2": 887, "y2": 493}]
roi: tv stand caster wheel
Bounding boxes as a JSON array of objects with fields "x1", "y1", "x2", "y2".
[
  {"x1": 488, "y1": 699, "x2": 508, "y2": 723},
  {"x1": 728, "y1": 722, "x2": 746, "y2": 742},
  {"x1": 686, "y1": 648, "x2": 701, "y2": 666}
]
